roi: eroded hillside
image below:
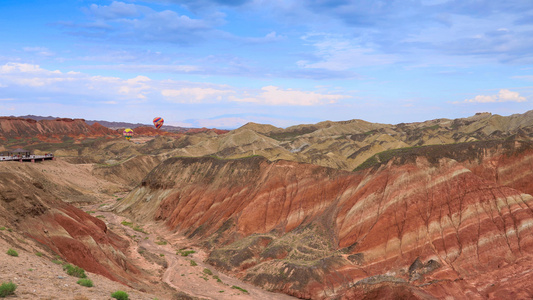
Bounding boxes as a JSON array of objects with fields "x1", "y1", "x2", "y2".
[
  {"x1": 115, "y1": 140, "x2": 533, "y2": 299},
  {"x1": 3, "y1": 112, "x2": 533, "y2": 299}
]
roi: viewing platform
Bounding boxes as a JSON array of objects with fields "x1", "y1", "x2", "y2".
[
  {"x1": 0, "y1": 154, "x2": 54, "y2": 162},
  {"x1": 0, "y1": 148, "x2": 54, "y2": 163}
]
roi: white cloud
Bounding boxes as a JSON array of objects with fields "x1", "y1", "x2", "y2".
[
  {"x1": 0, "y1": 62, "x2": 155, "y2": 101},
  {"x1": 0, "y1": 62, "x2": 44, "y2": 74},
  {"x1": 298, "y1": 33, "x2": 397, "y2": 71},
  {"x1": 231, "y1": 85, "x2": 350, "y2": 106},
  {"x1": 461, "y1": 89, "x2": 527, "y2": 103},
  {"x1": 162, "y1": 87, "x2": 234, "y2": 103},
  {"x1": 0, "y1": 62, "x2": 352, "y2": 110},
  {"x1": 22, "y1": 46, "x2": 54, "y2": 57},
  {"x1": 512, "y1": 75, "x2": 533, "y2": 81}
]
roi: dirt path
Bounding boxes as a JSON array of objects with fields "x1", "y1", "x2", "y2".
[{"x1": 80, "y1": 196, "x2": 296, "y2": 300}]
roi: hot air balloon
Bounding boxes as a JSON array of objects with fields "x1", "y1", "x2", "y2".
[
  {"x1": 153, "y1": 117, "x2": 164, "y2": 129},
  {"x1": 123, "y1": 128, "x2": 134, "y2": 140}
]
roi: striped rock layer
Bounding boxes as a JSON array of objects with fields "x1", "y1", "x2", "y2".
[{"x1": 118, "y1": 142, "x2": 533, "y2": 299}]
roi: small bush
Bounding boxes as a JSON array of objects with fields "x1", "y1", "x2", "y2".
[
  {"x1": 203, "y1": 268, "x2": 213, "y2": 275},
  {"x1": 6, "y1": 249, "x2": 18, "y2": 257},
  {"x1": 133, "y1": 225, "x2": 147, "y2": 233},
  {"x1": 64, "y1": 264, "x2": 87, "y2": 278},
  {"x1": 77, "y1": 278, "x2": 93, "y2": 287},
  {"x1": 189, "y1": 260, "x2": 197, "y2": 266},
  {"x1": 35, "y1": 252, "x2": 43, "y2": 257},
  {"x1": 231, "y1": 285, "x2": 248, "y2": 293},
  {"x1": 111, "y1": 290, "x2": 129, "y2": 300},
  {"x1": 177, "y1": 249, "x2": 195, "y2": 256},
  {"x1": 0, "y1": 281, "x2": 17, "y2": 297},
  {"x1": 121, "y1": 221, "x2": 133, "y2": 227},
  {"x1": 51, "y1": 259, "x2": 63, "y2": 264},
  {"x1": 155, "y1": 240, "x2": 167, "y2": 245},
  {"x1": 0, "y1": 227, "x2": 5, "y2": 231}
]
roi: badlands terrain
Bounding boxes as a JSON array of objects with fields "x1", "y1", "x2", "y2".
[{"x1": 1, "y1": 111, "x2": 533, "y2": 299}]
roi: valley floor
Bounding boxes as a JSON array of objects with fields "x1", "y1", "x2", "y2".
[{"x1": 0, "y1": 189, "x2": 295, "y2": 300}]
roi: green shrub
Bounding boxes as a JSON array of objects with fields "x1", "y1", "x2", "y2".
[
  {"x1": 0, "y1": 227, "x2": 5, "y2": 231},
  {"x1": 77, "y1": 278, "x2": 93, "y2": 287},
  {"x1": 111, "y1": 290, "x2": 129, "y2": 300},
  {"x1": 189, "y1": 260, "x2": 197, "y2": 266},
  {"x1": 0, "y1": 281, "x2": 17, "y2": 297},
  {"x1": 203, "y1": 268, "x2": 213, "y2": 275},
  {"x1": 155, "y1": 240, "x2": 167, "y2": 245},
  {"x1": 231, "y1": 285, "x2": 248, "y2": 293},
  {"x1": 51, "y1": 259, "x2": 63, "y2": 264},
  {"x1": 6, "y1": 249, "x2": 18, "y2": 257},
  {"x1": 133, "y1": 226, "x2": 147, "y2": 234},
  {"x1": 35, "y1": 252, "x2": 43, "y2": 257},
  {"x1": 177, "y1": 249, "x2": 195, "y2": 256},
  {"x1": 63, "y1": 264, "x2": 87, "y2": 278}
]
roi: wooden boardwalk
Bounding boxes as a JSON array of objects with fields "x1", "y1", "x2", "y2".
[{"x1": 0, "y1": 154, "x2": 54, "y2": 162}]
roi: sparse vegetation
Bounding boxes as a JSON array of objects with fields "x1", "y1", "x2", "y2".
[
  {"x1": 0, "y1": 227, "x2": 5, "y2": 231},
  {"x1": 111, "y1": 290, "x2": 129, "y2": 300},
  {"x1": 63, "y1": 264, "x2": 87, "y2": 278},
  {"x1": 155, "y1": 240, "x2": 167, "y2": 245},
  {"x1": 35, "y1": 252, "x2": 43, "y2": 257},
  {"x1": 231, "y1": 285, "x2": 248, "y2": 293},
  {"x1": 189, "y1": 260, "x2": 198, "y2": 266},
  {"x1": 121, "y1": 221, "x2": 148, "y2": 234},
  {"x1": 203, "y1": 268, "x2": 213, "y2": 275},
  {"x1": 0, "y1": 282, "x2": 16, "y2": 298},
  {"x1": 177, "y1": 249, "x2": 195, "y2": 256},
  {"x1": 52, "y1": 259, "x2": 63, "y2": 264},
  {"x1": 77, "y1": 278, "x2": 93, "y2": 287},
  {"x1": 133, "y1": 225, "x2": 148, "y2": 234},
  {"x1": 6, "y1": 248, "x2": 18, "y2": 257}
]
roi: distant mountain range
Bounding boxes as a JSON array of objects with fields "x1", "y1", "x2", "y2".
[{"x1": 14, "y1": 115, "x2": 190, "y2": 133}]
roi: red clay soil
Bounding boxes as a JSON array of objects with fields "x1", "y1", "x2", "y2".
[
  {"x1": 117, "y1": 149, "x2": 533, "y2": 299},
  {"x1": 0, "y1": 117, "x2": 119, "y2": 141}
]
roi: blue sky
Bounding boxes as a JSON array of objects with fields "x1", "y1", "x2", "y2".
[{"x1": 1, "y1": 0, "x2": 532, "y2": 128}]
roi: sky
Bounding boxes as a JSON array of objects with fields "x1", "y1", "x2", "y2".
[{"x1": 1, "y1": 0, "x2": 533, "y2": 128}]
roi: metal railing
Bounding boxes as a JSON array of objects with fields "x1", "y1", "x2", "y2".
[{"x1": 0, "y1": 154, "x2": 54, "y2": 161}]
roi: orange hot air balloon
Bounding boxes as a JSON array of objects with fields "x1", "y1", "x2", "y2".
[
  {"x1": 153, "y1": 117, "x2": 164, "y2": 129},
  {"x1": 123, "y1": 128, "x2": 134, "y2": 140}
]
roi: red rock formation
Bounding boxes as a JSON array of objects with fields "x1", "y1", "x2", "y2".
[
  {"x1": 0, "y1": 117, "x2": 119, "y2": 141},
  {"x1": 118, "y1": 143, "x2": 533, "y2": 299},
  {"x1": 0, "y1": 165, "x2": 148, "y2": 289}
]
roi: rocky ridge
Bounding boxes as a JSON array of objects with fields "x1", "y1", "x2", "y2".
[{"x1": 115, "y1": 139, "x2": 533, "y2": 299}]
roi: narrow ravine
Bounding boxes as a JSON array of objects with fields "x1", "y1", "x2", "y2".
[{"x1": 79, "y1": 195, "x2": 295, "y2": 300}]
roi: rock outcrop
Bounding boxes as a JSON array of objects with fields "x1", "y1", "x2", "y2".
[
  {"x1": 116, "y1": 140, "x2": 533, "y2": 299},
  {"x1": 0, "y1": 162, "x2": 149, "y2": 289},
  {"x1": 0, "y1": 117, "x2": 119, "y2": 142}
]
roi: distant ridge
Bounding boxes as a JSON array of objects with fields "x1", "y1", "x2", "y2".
[{"x1": 15, "y1": 115, "x2": 190, "y2": 133}]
